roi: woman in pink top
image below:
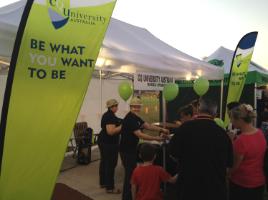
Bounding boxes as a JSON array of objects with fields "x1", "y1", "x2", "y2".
[{"x1": 229, "y1": 104, "x2": 267, "y2": 200}]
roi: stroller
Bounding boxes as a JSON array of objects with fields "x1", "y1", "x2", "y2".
[{"x1": 73, "y1": 122, "x2": 93, "y2": 165}]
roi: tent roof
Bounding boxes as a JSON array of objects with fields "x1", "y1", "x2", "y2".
[
  {"x1": 204, "y1": 46, "x2": 268, "y2": 74},
  {"x1": 0, "y1": 0, "x2": 224, "y2": 80}
]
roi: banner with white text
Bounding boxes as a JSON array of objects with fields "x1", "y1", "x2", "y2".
[
  {"x1": 0, "y1": 0, "x2": 116, "y2": 199},
  {"x1": 224, "y1": 32, "x2": 258, "y2": 126}
]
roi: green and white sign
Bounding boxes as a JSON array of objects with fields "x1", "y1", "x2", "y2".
[
  {"x1": 0, "y1": 0, "x2": 116, "y2": 199},
  {"x1": 134, "y1": 72, "x2": 175, "y2": 91},
  {"x1": 224, "y1": 32, "x2": 258, "y2": 126}
]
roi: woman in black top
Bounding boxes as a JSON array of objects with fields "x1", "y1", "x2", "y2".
[{"x1": 98, "y1": 99, "x2": 122, "y2": 194}]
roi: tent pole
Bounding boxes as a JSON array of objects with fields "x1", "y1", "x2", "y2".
[
  {"x1": 99, "y1": 70, "x2": 103, "y2": 116},
  {"x1": 161, "y1": 93, "x2": 167, "y2": 193},
  {"x1": 254, "y1": 83, "x2": 257, "y2": 127},
  {"x1": 220, "y1": 79, "x2": 224, "y2": 119},
  {"x1": 254, "y1": 83, "x2": 257, "y2": 109},
  {"x1": 162, "y1": 94, "x2": 166, "y2": 126}
]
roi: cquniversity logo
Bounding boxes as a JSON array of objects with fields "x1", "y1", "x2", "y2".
[
  {"x1": 235, "y1": 32, "x2": 258, "y2": 68},
  {"x1": 48, "y1": 0, "x2": 69, "y2": 29},
  {"x1": 48, "y1": 0, "x2": 107, "y2": 28}
]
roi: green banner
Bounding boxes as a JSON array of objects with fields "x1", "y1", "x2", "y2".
[
  {"x1": 0, "y1": 0, "x2": 116, "y2": 199},
  {"x1": 224, "y1": 32, "x2": 258, "y2": 126}
]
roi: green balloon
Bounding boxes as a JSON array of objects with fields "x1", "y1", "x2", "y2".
[
  {"x1": 163, "y1": 83, "x2": 179, "y2": 102},
  {"x1": 118, "y1": 81, "x2": 133, "y2": 101},
  {"x1": 214, "y1": 118, "x2": 225, "y2": 129},
  {"x1": 193, "y1": 77, "x2": 209, "y2": 96}
]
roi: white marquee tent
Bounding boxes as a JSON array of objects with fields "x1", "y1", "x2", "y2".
[
  {"x1": 204, "y1": 46, "x2": 268, "y2": 74},
  {"x1": 0, "y1": 0, "x2": 223, "y2": 79},
  {"x1": 0, "y1": 0, "x2": 224, "y2": 132}
]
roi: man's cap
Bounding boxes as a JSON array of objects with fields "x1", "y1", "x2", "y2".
[
  {"x1": 129, "y1": 97, "x2": 142, "y2": 106},
  {"x1": 106, "y1": 99, "x2": 118, "y2": 108}
]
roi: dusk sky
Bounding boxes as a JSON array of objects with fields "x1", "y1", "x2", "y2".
[{"x1": 1, "y1": 0, "x2": 268, "y2": 68}]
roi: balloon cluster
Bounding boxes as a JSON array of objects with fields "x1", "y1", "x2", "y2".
[{"x1": 117, "y1": 77, "x2": 209, "y2": 102}]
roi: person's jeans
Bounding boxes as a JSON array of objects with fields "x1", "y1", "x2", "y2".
[
  {"x1": 98, "y1": 142, "x2": 119, "y2": 190},
  {"x1": 120, "y1": 152, "x2": 137, "y2": 200}
]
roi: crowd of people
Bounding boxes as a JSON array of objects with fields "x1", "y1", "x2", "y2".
[{"x1": 97, "y1": 96, "x2": 268, "y2": 200}]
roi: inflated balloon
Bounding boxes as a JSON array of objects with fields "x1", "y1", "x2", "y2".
[
  {"x1": 163, "y1": 83, "x2": 179, "y2": 101},
  {"x1": 214, "y1": 118, "x2": 225, "y2": 129},
  {"x1": 118, "y1": 81, "x2": 133, "y2": 101},
  {"x1": 193, "y1": 77, "x2": 209, "y2": 96}
]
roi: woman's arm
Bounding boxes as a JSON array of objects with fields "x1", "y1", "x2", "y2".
[
  {"x1": 134, "y1": 129, "x2": 163, "y2": 141},
  {"x1": 106, "y1": 124, "x2": 122, "y2": 136},
  {"x1": 228, "y1": 153, "x2": 244, "y2": 175},
  {"x1": 142, "y1": 122, "x2": 170, "y2": 134}
]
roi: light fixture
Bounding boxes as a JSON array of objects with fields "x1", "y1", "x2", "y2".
[
  {"x1": 186, "y1": 74, "x2": 192, "y2": 80},
  {"x1": 119, "y1": 65, "x2": 136, "y2": 73},
  {"x1": 105, "y1": 59, "x2": 113, "y2": 66},
  {"x1": 95, "y1": 57, "x2": 105, "y2": 67},
  {"x1": 197, "y1": 70, "x2": 202, "y2": 77}
]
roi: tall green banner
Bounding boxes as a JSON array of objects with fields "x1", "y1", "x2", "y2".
[
  {"x1": 0, "y1": 0, "x2": 116, "y2": 199},
  {"x1": 224, "y1": 32, "x2": 258, "y2": 126}
]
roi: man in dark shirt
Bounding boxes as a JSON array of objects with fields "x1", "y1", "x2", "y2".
[
  {"x1": 120, "y1": 97, "x2": 169, "y2": 200},
  {"x1": 169, "y1": 97, "x2": 233, "y2": 200}
]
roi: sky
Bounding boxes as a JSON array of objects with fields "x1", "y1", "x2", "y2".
[{"x1": 1, "y1": 0, "x2": 268, "y2": 68}]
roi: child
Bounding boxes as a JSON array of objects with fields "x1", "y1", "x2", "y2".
[{"x1": 131, "y1": 143, "x2": 177, "y2": 200}]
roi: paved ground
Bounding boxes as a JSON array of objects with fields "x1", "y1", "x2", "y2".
[
  {"x1": 57, "y1": 147, "x2": 123, "y2": 200},
  {"x1": 57, "y1": 146, "x2": 268, "y2": 200}
]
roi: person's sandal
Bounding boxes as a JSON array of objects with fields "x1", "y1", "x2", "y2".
[{"x1": 106, "y1": 188, "x2": 121, "y2": 194}]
